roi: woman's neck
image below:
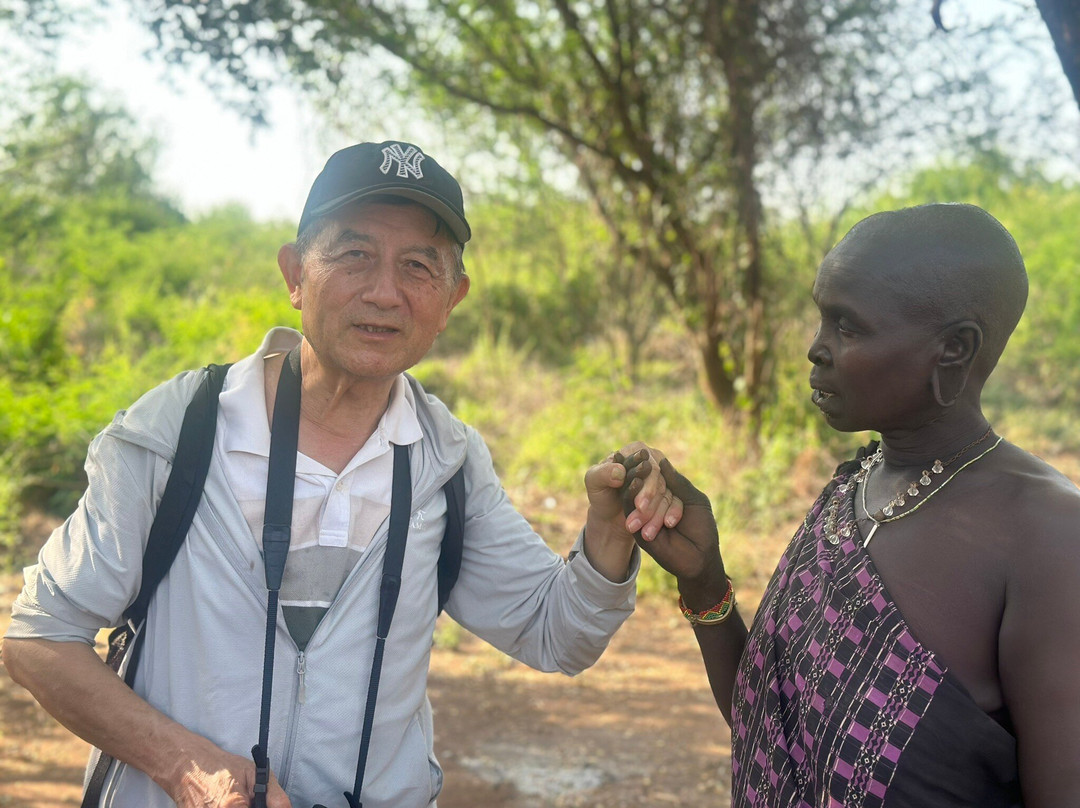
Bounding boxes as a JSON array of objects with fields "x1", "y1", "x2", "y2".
[{"x1": 877, "y1": 409, "x2": 992, "y2": 470}]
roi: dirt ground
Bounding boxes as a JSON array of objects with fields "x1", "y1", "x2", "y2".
[
  {"x1": 0, "y1": 513, "x2": 743, "y2": 808},
  {"x1": 7, "y1": 446, "x2": 1078, "y2": 807},
  {"x1": 426, "y1": 599, "x2": 733, "y2": 808}
]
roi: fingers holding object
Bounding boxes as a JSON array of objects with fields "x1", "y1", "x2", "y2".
[
  {"x1": 620, "y1": 450, "x2": 683, "y2": 540},
  {"x1": 584, "y1": 453, "x2": 628, "y2": 496}
]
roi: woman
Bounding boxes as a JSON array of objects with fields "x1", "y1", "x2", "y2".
[{"x1": 620, "y1": 203, "x2": 1080, "y2": 807}]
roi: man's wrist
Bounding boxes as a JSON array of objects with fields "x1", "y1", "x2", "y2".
[
  {"x1": 150, "y1": 729, "x2": 222, "y2": 796},
  {"x1": 581, "y1": 518, "x2": 635, "y2": 583},
  {"x1": 584, "y1": 507, "x2": 632, "y2": 541}
]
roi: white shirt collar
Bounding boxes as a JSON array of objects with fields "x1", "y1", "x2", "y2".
[{"x1": 219, "y1": 328, "x2": 423, "y2": 469}]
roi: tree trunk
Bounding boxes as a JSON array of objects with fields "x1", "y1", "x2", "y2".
[
  {"x1": 715, "y1": 0, "x2": 767, "y2": 421},
  {"x1": 699, "y1": 333, "x2": 737, "y2": 409},
  {"x1": 730, "y1": 90, "x2": 766, "y2": 421},
  {"x1": 1035, "y1": 0, "x2": 1080, "y2": 112}
]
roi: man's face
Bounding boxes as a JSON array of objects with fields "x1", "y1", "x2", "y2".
[
  {"x1": 280, "y1": 200, "x2": 469, "y2": 384},
  {"x1": 806, "y1": 242, "x2": 943, "y2": 434}
]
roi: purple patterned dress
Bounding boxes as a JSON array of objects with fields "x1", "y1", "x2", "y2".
[{"x1": 730, "y1": 456, "x2": 1021, "y2": 808}]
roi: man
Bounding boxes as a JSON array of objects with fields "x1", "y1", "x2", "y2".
[
  {"x1": 3, "y1": 141, "x2": 677, "y2": 808},
  {"x1": 620, "y1": 204, "x2": 1080, "y2": 806}
]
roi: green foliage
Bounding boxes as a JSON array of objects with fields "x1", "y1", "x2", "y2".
[
  {"x1": 0, "y1": 78, "x2": 300, "y2": 561},
  {"x1": 1, "y1": 236, "x2": 298, "y2": 517},
  {"x1": 432, "y1": 615, "x2": 465, "y2": 651},
  {"x1": 0, "y1": 445, "x2": 25, "y2": 563},
  {"x1": 0, "y1": 76, "x2": 183, "y2": 244},
  {"x1": 437, "y1": 194, "x2": 607, "y2": 364}
]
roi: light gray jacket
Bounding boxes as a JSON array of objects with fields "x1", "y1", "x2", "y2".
[{"x1": 8, "y1": 345, "x2": 638, "y2": 808}]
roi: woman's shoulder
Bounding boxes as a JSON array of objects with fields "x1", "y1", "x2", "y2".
[{"x1": 978, "y1": 440, "x2": 1080, "y2": 568}]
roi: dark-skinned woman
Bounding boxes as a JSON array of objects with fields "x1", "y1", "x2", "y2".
[{"x1": 618, "y1": 203, "x2": 1080, "y2": 808}]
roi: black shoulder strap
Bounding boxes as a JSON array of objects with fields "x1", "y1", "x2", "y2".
[
  {"x1": 252, "y1": 345, "x2": 302, "y2": 807},
  {"x1": 346, "y1": 457, "x2": 463, "y2": 807},
  {"x1": 437, "y1": 465, "x2": 466, "y2": 615},
  {"x1": 83, "y1": 362, "x2": 230, "y2": 808},
  {"x1": 125, "y1": 363, "x2": 231, "y2": 629},
  {"x1": 345, "y1": 443, "x2": 413, "y2": 808}
]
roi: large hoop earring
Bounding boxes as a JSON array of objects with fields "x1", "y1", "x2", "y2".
[{"x1": 931, "y1": 366, "x2": 959, "y2": 408}]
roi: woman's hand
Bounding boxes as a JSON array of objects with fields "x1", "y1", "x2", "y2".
[{"x1": 621, "y1": 450, "x2": 728, "y2": 606}]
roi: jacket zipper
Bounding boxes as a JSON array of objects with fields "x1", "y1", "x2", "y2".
[
  {"x1": 277, "y1": 478, "x2": 449, "y2": 786},
  {"x1": 278, "y1": 648, "x2": 305, "y2": 784},
  {"x1": 296, "y1": 650, "x2": 307, "y2": 704}
]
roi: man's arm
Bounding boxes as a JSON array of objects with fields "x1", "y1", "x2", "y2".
[
  {"x1": 442, "y1": 429, "x2": 641, "y2": 674},
  {"x1": 998, "y1": 488, "x2": 1080, "y2": 807},
  {"x1": 2, "y1": 637, "x2": 291, "y2": 807},
  {"x1": 622, "y1": 452, "x2": 748, "y2": 725},
  {"x1": 3, "y1": 377, "x2": 290, "y2": 807}
]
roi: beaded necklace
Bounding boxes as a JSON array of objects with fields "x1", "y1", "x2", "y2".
[
  {"x1": 819, "y1": 428, "x2": 999, "y2": 547},
  {"x1": 862, "y1": 426, "x2": 994, "y2": 520},
  {"x1": 859, "y1": 432, "x2": 1003, "y2": 547}
]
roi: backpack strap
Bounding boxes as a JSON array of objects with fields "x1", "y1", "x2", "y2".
[
  {"x1": 127, "y1": 363, "x2": 231, "y2": 633},
  {"x1": 437, "y1": 465, "x2": 466, "y2": 615},
  {"x1": 83, "y1": 362, "x2": 230, "y2": 808},
  {"x1": 345, "y1": 443, "x2": 413, "y2": 808}
]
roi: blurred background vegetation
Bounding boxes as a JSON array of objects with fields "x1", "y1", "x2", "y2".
[{"x1": 2, "y1": 0, "x2": 1079, "y2": 594}]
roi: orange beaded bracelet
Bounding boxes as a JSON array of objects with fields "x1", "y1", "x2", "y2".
[{"x1": 678, "y1": 578, "x2": 736, "y2": 626}]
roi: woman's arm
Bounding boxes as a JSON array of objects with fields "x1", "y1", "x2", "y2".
[
  {"x1": 998, "y1": 489, "x2": 1080, "y2": 807},
  {"x1": 622, "y1": 452, "x2": 748, "y2": 724}
]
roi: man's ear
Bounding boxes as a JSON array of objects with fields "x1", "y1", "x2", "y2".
[
  {"x1": 278, "y1": 243, "x2": 304, "y2": 311},
  {"x1": 933, "y1": 320, "x2": 982, "y2": 407},
  {"x1": 449, "y1": 273, "x2": 470, "y2": 311},
  {"x1": 436, "y1": 274, "x2": 471, "y2": 336}
]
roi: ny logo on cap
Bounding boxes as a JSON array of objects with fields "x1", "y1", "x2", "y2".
[{"x1": 380, "y1": 144, "x2": 426, "y2": 179}]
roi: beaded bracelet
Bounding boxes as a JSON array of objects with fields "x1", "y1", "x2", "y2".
[{"x1": 678, "y1": 578, "x2": 736, "y2": 626}]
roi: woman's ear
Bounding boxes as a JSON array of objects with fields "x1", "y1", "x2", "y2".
[{"x1": 932, "y1": 320, "x2": 982, "y2": 407}]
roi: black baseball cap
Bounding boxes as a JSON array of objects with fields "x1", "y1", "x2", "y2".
[{"x1": 297, "y1": 141, "x2": 471, "y2": 243}]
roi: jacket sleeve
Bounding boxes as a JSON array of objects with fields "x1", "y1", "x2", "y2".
[
  {"x1": 443, "y1": 426, "x2": 638, "y2": 675},
  {"x1": 5, "y1": 373, "x2": 199, "y2": 645}
]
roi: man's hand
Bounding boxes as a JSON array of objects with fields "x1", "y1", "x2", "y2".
[
  {"x1": 1, "y1": 638, "x2": 292, "y2": 808},
  {"x1": 163, "y1": 746, "x2": 292, "y2": 808},
  {"x1": 582, "y1": 443, "x2": 682, "y2": 581},
  {"x1": 585, "y1": 443, "x2": 684, "y2": 538}
]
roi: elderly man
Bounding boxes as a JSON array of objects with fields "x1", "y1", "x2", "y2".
[
  {"x1": 3, "y1": 141, "x2": 675, "y2": 808},
  {"x1": 621, "y1": 203, "x2": 1080, "y2": 807}
]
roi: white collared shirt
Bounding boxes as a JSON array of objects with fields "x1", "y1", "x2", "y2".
[{"x1": 216, "y1": 328, "x2": 423, "y2": 648}]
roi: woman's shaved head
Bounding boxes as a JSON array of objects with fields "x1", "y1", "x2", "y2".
[{"x1": 828, "y1": 203, "x2": 1027, "y2": 379}]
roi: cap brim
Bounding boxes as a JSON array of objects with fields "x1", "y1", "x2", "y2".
[{"x1": 305, "y1": 186, "x2": 471, "y2": 243}]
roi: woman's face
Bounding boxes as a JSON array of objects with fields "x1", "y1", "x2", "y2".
[{"x1": 807, "y1": 248, "x2": 944, "y2": 434}]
